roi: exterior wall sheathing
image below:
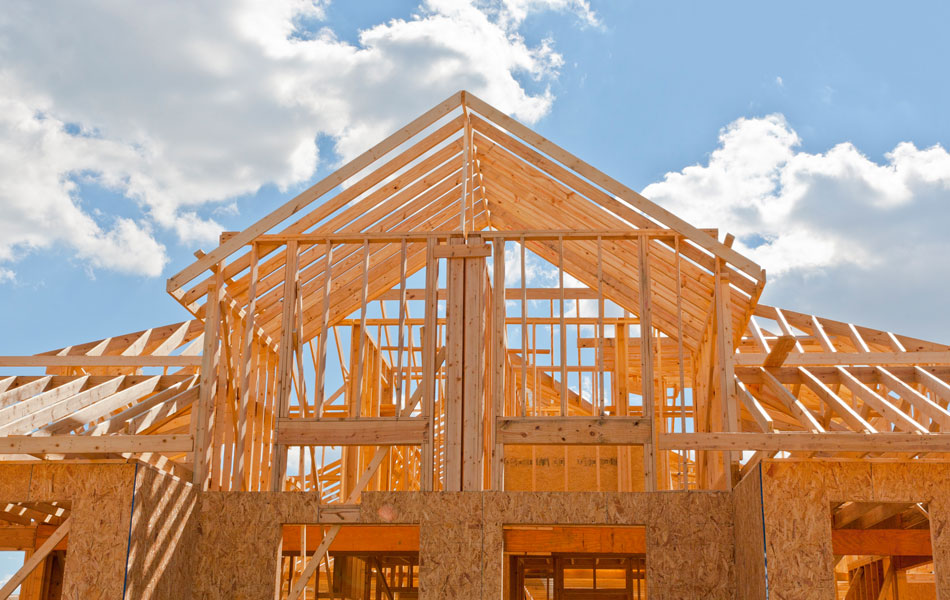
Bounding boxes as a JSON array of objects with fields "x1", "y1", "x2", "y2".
[{"x1": 5, "y1": 460, "x2": 950, "y2": 599}]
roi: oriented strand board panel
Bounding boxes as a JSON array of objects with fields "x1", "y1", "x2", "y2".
[
  {"x1": 125, "y1": 465, "x2": 198, "y2": 599},
  {"x1": 191, "y1": 491, "x2": 323, "y2": 599},
  {"x1": 733, "y1": 463, "x2": 766, "y2": 599},
  {"x1": 760, "y1": 460, "x2": 950, "y2": 600},
  {"x1": 641, "y1": 492, "x2": 735, "y2": 599},
  {"x1": 363, "y1": 490, "x2": 736, "y2": 599},
  {"x1": 0, "y1": 463, "x2": 137, "y2": 600}
]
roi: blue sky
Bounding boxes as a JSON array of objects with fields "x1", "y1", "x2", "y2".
[{"x1": 2, "y1": 0, "x2": 950, "y2": 358}]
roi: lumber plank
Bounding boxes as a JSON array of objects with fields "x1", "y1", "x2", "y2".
[
  {"x1": 275, "y1": 418, "x2": 428, "y2": 446},
  {"x1": 0, "y1": 435, "x2": 193, "y2": 454},
  {"x1": 496, "y1": 417, "x2": 652, "y2": 445}
]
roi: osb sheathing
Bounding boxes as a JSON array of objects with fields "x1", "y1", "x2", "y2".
[
  {"x1": 733, "y1": 463, "x2": 766, "y2": 599},
  {"x1": 759, "y1": 460, "x2": 950, "y2": 600},
  {"x1": 125, "y1": 466, "x2": 198, "y2": 599},
  {"x1": 362, "y1": 490, "x2": 736, "y2": 599},
  {"x1": 191, "y1": 491, "x2": 322, "y2": 599},
  {"x1": 0, "y1": 463, "x2": 136, "y2": 599}
]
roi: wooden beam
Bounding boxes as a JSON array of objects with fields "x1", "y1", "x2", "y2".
[
  {"x1": 639, "y1": 238, "x2": 657, "y2": 492},
  {"x1": 275, "y1": 419, "x2": 428, "y2": 446},
  {"x1": 735, "y1": 352, "x2": 950, "y2": 367},
  {"x1": 491, "y1": 238, "x2": 506, "y2": 490},
  {"x1": 431, "y1": 244, "x2": 491, "y2": 258},
  {"x1": 831, "y1": 529, "x2": 932, "y2": 556},
  {"x1": 0, "y1": 356, "x2": 201, "y2": 367},
  {"x1": 504, "y1": 526, "x2": 645, "y2": 554},
  {"x1": 282, "y1": 525, "x2": 419, "y2": 553},
  {"x1": 496, "y1": 417, "x2": 652, "y2": 445},
  {"x1": 0, "y1": 435, "x2": 193, "y2": 455},
  {"x1": 762, "y1": 335, "x2": 797, "y2": 367},
  {"x1": 658, "y1": 432, "x2": 950, "y2": 453},
  {"x1": 0, "y1": 526, "x2": 36, "y2": 551}
]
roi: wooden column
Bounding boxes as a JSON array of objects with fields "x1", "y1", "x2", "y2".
[
  {"x1": 421, "y1": 240, "x2": 439, "y2": 491},
  {"x1": 444, "y1": 237, "x2": 488, "y2": 491},
  {"x1": 715, "y1": 264, "x2": 739, "y2": 488},
  {"x1": 491, "y1": 238, "x2": 506, "y2": 490},
  {"x1": 271, "y1": 241, "x2": 299, "y2": 492},
  {"x1": 445, "y1": 238, "x2": 465, "y2": 491},
  {"x1": 192, "y1": 265, "x2": 223, "y2": 490},
  {"x1": 639, "y1": 237, "x2": 657, "y2": 492},
  {"x1": 462, "y1": 235, "x2": 485, "y2": 491}
]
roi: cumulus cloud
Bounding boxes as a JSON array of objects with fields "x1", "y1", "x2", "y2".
[
  {"x1": 642, "y1": 115, "x2": 950, "y2": 340},
  {"x1": 0, "y1": 0, "x2": 585, "y2": 279}
]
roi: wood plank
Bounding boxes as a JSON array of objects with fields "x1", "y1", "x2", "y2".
[
  {"x1": 491, "y1": 238, "x2": 506, "y2": 489},
  {"x1": 0, "y1": 434, "x2": 192, "y2": 454},
  {"x1": 831, "y1": 529, "x2": 932, "y2": 557},
  {"x1": 193, "y1": 273, "x2": 222, "y2": 489},
  {"x1": 420, "y1": 240, "x2": 439, "y2": 491},
  {"x1": 762, "y1": 335, "x2": 797, "y2": 367},
  {"x1": 431, "y1": 244, "x2": 491, "y2": 258},
  {"x1": 658, "y1": 432, "x2": 950, "y2": 453},
  {"x1": 504, "y1": 526, "x2": 645, "y2": 554},
  {"x1": 735, "y1": 352, "x2": 950, "y2": 366},
  {"x1": 275, "y1": 419, "x2": 428, "y2": 446},
  {"x1": 0, "y1": 356, "x2": 201, "y2": 367},
  {"x1": 496, "y1": 417, "x2": 652, "y2": 445},
  {"x1": 639, "y1": 238, "x2": 657, "y2": 492},
  {"x1": 282, "y1": 525, "x2": 419, "y2": 553},
  {"x1": 0, "y1": 526, "x2": 36, "y2": 551}
]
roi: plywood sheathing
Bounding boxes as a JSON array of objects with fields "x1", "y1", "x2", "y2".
[
  {"x1": 760, "y1": 459, "x2": 950, "y2": 600},
  {"x1": 0, "y1": 463, "x2": 136, "y2": 599},
  {"x1": 361, "y1": 490, "x2": 736, "y2": 599},
  {"x1": 125, "y1": 466, "x2": 198, "y2": 599},
  {"x1": 733, "y1": 464, "x2": 766, "y2": 599}
]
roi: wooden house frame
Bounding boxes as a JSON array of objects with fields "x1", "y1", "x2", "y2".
[{"x1": 1, "y1": 91, "x2": 948, "y2": 598}]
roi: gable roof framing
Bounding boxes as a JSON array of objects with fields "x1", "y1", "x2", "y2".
[{"x1": 165, "y1": 91, "x2": 766, "y2": 352}]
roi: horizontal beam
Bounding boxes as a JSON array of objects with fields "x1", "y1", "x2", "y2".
[
  {"x1": 276, "y1": 418, "x2": 428, "y2": 446},
  {"x1": 222, "y1": 228, "x2": 721, "y2": 245},
  {"x1": 380, "y1": 288, "x2": 602, "y2": 301},
  {"x1": 504, "y1": 526, "x2": 646, "y2": 554},
  {"x1": 0, "y1": 434, "x2": 193, "y2": 454},
  {"x1": 0, "y1": 356, "x2": 202, "y2": 367},
  {"x1": 734, "y1": 352, "x2": 950, "y2": 367},
  {"x1": 431, "y1": 244, "x2": 491, "y2": 258},
  {"x1": 831, "y1": 528, "x2": 932, "y2": 556},
  {"x1": 658, "y1": 432, "x2": 950, "y2": 453},
  {"x1": 282, "y1": 525, "x2": 419, "y2": 553},
  {"x1": 0, "y1": 525, "x2": 36, "y2": 550},
  {"x1": 496, "y1": 417, "x2": 651, "y2": 445}
]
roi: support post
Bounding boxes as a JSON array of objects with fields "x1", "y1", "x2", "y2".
[
  {"x1": 638, "y1": 237, "x2": 657, "y2": 492},
  {"x1": 491, "y1": 238, "x2": 506, "y2": 490},
  {"x1": 715, "y1": 264, "x2": 739, "y2": 488},
  {"x1": 271, "y1": 241, "x2": 299, "y2": 492}
]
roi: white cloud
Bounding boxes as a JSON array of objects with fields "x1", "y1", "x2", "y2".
[
  {"x1": 0, "y1": 0, "x2": 579, "y2": 279},
  {"x1": 488, "y1": 0, "x2": 601, "y2": 29},
  {"x1": 642, "y1": 115, "x2": 950, "y2": 340}
]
